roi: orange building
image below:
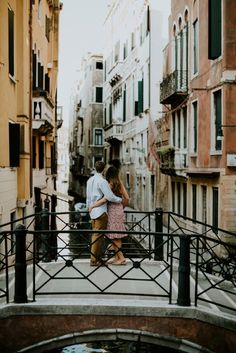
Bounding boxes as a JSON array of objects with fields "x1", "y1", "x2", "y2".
[{"x1": 159, "y1": 0, "x2": 236, "y2": 237}]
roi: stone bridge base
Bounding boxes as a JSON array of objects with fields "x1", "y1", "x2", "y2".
[{"x1": 0, "y1": 299, "x2": 236, "y2": 353}]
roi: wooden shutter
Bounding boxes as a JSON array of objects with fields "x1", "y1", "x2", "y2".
[
  {"x1": 9, "y1": 123, "x2": 20, "y2": 167},
  {"x1": 208, "y1": 0, "x2": 222, "y2": 59},
  {"x1": 8, "y1": 8, "x2": 14, "y2": 76}
]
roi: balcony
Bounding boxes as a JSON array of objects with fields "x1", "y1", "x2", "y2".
[
  {"x1": 104, "y1": 123, "x2": 123, "y2": 143},
  {"x1": 157, "y1": 146, "x2": 188, "y2": 176},
  {"x1": 160, "y1": 70, "x2": 188, "y2": 105},
  {"x1": 108, "y1": 62, "x2": 122, "y2": 87},
  {"x1": 32, "y1": 91, "x2": 54, "y2": 134}
]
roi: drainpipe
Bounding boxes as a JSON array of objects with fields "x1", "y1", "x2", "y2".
[{"x1": 29, "y1": 0, "x2": 33, "y2": 197}]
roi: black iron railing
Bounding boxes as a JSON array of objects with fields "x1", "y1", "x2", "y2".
[{"x1": 0, "y1": 209, "x2": 235, "y2": 316}]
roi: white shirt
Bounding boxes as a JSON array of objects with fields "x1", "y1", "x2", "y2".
[{"x1": 86, "y1": 172, "x2": 122, "y2": 219}]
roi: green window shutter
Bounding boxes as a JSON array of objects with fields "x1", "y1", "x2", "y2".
[
  {"x1": 138, "y1": 80, "x2": 143, "y2": 114},
  {"x1": 123, "y1": 88, "x2": 126, "y2": 122},
  {"x1": 96, "y1": 87, "x2": 103, "y2": 103},
  {"x1": 8, "y1": 8, "x2": 14, "y2": 77},
  {"x1": 109, "y1": 103, "x2": 112, "y2": 124},
  {"x1": 208, "y1": 0, "x2": 222, "y2": 60},
  {"x1": 9, "y1": 123, "x2": 20, "y2": 167}
]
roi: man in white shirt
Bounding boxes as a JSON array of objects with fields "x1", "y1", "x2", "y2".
[{"x1": 86, "y1": 160, "x2": 122, "y2": 266}]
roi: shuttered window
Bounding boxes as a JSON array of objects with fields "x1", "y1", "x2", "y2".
[
  {"x1": 192, "y1": 184, "x2": 197, "y2": 221},
  {"x1": 138, "y1": 80, "x2": 143, "y2": 114},
  {"x1": 192, "y1": 101, "x2": 198, "y2": 153},
  {"x1": 208, "y1": 0, "x2": 222, "y2": 60},
  {"x1": 9, "y1": 123, "x2": 20, "y2": 167},
  {"x1": 95, "y1": 87, "x2": 103, "y2": 103},
  {"x1": 8, "y1": 8, "x2": 14, "y2": 77},
  {"x1": 212, "y1": 187, "x2": 219, "y2": 231}
]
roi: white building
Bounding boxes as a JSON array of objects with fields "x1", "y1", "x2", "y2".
[
  {"x1": 103, "y1": 0, "x2": 166, "y2": 211},
  {"x1": 69, "y1": 53, "x2": 104, "y2": 201}
]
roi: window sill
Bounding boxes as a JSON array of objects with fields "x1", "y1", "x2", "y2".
[{"x1": 210, "y1": 150, "x2": 222, "y2": 156}]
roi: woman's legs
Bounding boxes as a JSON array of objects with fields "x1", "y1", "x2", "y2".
[{"x1": 112, "y1": 238, "x2": 126, "y2": 264}]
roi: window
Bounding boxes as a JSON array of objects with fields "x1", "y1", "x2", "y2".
[
  {"x1": 123, "y1": 40, "x2": 128, "y2": 60},
  {"x1": 123, "y1": 85, "x2": 126, "y2": 122},
  {"x1": 183, "y1": 183, "x2": 187, "y2": 217},
  {"x1": 9, "y1": 123, "x2": 20, "y2": 167},
  {"x1": 192, "y1": 184, "x2": 197, "y2": 221},
  {"x1": 212, "y1": 187, "x2": 219, "y2": 231},
  {"x1": 177, "y1": 182, "x2": 181, "y2": 214},
  {"x1": 39, "y1": 140, "x2": 44, "y2": 169},
  {"x1": 193, "y1": 19, "x2": 199, "y2": 74},
  {"x1": 208, "y1": 0, "x2": 222, "y2": 59},
  {"x1": 131, "y1": 32, "x2": 135, "y2": 50},
  {"x1": 192, "y1": 101, "x2": 198, "y2": 153},
  {"x1": 8, "y1": 7, "x2": 14, "y2": 77},
  {"x1": 45, "y1": 15, "x2": 50, "y2": 41},
  {"x1": 171, "y1": 182, "x2": 175, "y2": 212},
  {"x1": 94, "y1": 129, "x2": 103, "y2": 145},
  {"x1": 95, "y1": 87, "x2": 103, "y2": 103},
  {"x1": 114, "y1": 41, "x2": 120, "y2": 63},
  {"x1": 38, "y1": 0, "x2": 43, "y2": 20},
  {"x1": 213, "y1": 90, "x2": 222, "y2": 151},
  {"x1": 33, "y1": 136, "x2": 36, "y2": 168},
  {"x1": 96, "y1": 61, "x2": 103, "y2": 70},
  {"x1": 126, "y1": 173, "x2": 130, "y2": 188},
  {"x1": 138, "y1": 78, "x2": 144, "y2": 114}
]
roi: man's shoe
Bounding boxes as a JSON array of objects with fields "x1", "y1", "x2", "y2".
[{"x1": 90, "y1": 260, "x2": 105, "y2": 267}]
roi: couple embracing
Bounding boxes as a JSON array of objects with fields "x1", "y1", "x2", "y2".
[{"x1": 86, "y1": 160, "x2": 129, "y2": 266}]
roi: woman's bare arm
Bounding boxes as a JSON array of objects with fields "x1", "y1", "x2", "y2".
[
  {"x1": 89, "y1": 196, "x2": 107, "y2": 212},
  {"x1": 120, "y1": 182, "x2": 129, "y2": 207}
]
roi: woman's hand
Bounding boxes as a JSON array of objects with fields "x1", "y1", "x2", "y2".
[{"x1": 89, "y1": 205, "x2": 93, "y2": 213}]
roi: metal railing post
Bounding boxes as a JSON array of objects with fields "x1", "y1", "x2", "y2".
[
  {"x1": 177, "y1": 235, "x2": 191, "y2": 306},
  {"x1": 154, "y1": 208, "x2": 163, "y2": 260},
  {"x1": 41, "y1": 208, "x2": 51, "y2": 262},
  {"x1": 14, "y1": 224, "x2": 28, "y2": 303}
]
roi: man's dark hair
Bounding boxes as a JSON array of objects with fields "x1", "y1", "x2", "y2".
[{"x1": 95, "y1": 160, "x2": 105, "y2": 173}]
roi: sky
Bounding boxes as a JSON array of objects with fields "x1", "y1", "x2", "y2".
[{"x1": 57, "y1": 0, "x2": 171, "y2": 126}]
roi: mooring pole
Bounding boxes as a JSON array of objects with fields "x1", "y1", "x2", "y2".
[
  {"x1": 177, "y1": 235, "x2": 191, "y2": 306},
  {"x1": 14, "y1": 224, "x2": 28, "y2": 303},
  {"x1": 154, "y1": 208, "x2": 163, "y2": 260}
]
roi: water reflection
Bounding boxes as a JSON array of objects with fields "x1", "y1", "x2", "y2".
[{"x1": 46, "y1": 341, "x2": 181, "y2": 353}]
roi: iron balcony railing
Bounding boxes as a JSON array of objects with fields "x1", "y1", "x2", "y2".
[
  {"x1": 160, "y1": 70, "x2": 188, "y2": 104},
  {"x1": 0, "y1": 209, "x2": 235, "y2": 316}
]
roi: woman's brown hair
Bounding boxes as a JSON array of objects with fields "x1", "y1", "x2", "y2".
[{"x1": 105, "y1": 166, "x2": 122, "y2": 197}]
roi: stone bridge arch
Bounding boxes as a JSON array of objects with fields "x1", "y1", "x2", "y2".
[{"x1": 17, "y1": 329, "x2": 213, "y2": 353}]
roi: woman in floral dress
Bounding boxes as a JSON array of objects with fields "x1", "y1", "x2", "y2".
[{"x1": 89, "y1": 165, "x2": 129, "y2": 265}]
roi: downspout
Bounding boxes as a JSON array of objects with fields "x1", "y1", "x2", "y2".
[{"x1": 29, "y1": 0, "x2": 33, "y2": 197}]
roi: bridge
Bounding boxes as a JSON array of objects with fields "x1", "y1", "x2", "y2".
[{"x1": 0, "y1": 209, "x2": 236, "y2": 353}]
